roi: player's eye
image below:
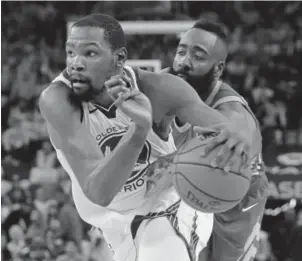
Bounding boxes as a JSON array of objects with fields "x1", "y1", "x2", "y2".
[
  {"x1": 66, "y1": 50, "x2": 75, "y2": 57},
  {"x1": 193, "y1": 54, "x2": 206, "y2": 61},
  {"x1": 177, "y1": 50, "x2": 186, "y2": 56},
  {"x1": 85, "y1": 51, "x2": 97, "y2": 57}
]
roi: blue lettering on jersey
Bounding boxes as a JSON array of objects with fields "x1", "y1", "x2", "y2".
[{"x1": 96, "y1": 128, "x2": 151, "y2": 192}]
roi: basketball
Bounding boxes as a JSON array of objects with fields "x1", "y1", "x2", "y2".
[{"x1": 172, "y1": 133, "x2": 251, "y2": 213}]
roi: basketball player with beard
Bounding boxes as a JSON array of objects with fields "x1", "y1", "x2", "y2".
[
  {"x1": 39, "y1": 14, "x2": 256, "y2": 261},
  {"x1": 161, "y1": 20, "x2": 268, "y2": 261}
]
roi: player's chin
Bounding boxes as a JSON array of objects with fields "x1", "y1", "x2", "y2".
[{"x1": 72, "y1": 85, "x2": 90, "y2": 95}]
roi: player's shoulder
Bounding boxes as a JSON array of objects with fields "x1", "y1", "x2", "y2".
[
  {"x1": 39, "y1": 72, "x2": 82, "y2": 135},
  {"x1": 218, "y1": 81, "x2": 242, "y2": 97},
  {"x1": 39, "y1": 74, "x2": 81, "y2": 115}
]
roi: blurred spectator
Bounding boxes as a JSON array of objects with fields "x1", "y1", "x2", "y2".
[
  {"x1": 226, "y1": 53, "x2": 247, "y2": 89},
  {"x1": 289, "y1": 210, "x2": 302, "y2": 261},
  {"x1": 7, "y1": 225, "x2": 26, "y2": 260},
  {"x1": 251, "y1": 78, "x2": 274, "y2": 108},
  {"x1": 35, "y1": 140, "x2": 57, "y2": 168},
  {"x1": 26, "y1": 208, "x2": 46, "y2": 240},
  {"x1": 46, "y1": 218, "x2": 65, "y2": 259},
  {"x1": 2, "y1": 233, "x2": 12, "y2": 261},
  {"x1": 54, "y1": 186, "x2": 84, "y2": 253},
  {"x1": 28, "y1": 236, "x2": 51, "y2": 261},
  {"x1": 56, "y1": 240, "x2": 83, "y2": 261},
  {"x1": 257, "y1": 96, "x2": 287, "y2": 152},
  {"x1": 270, "y1": 208, "x2": 297, "y2": 261}
]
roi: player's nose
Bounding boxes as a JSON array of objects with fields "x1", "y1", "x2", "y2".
[
  {"x1": 179, "y1": 56, "x2": 192, "y2": 70},
  {"x1": 71, "y1": 57, "x2": 85, "y2": 72}
]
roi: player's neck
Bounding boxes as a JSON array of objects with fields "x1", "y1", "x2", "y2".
[
  {"x1": 198, "y1": 79, "x2": 218, "y2": 101},
  {"x1": 90, "y1": 88, "x2": 114, "y2": 109}
]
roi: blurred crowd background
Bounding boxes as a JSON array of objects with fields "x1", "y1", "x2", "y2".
[{"x1": 1, "y1": 1, "x2": 302, "y2": 261}]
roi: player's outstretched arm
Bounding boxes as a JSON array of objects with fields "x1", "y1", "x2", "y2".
[
  {"x1": 140, "y1": 71, "x2": 227, "y2": 127},
  {"x1": 141, "y1": 71, "x2": 255, "y2": 170}
]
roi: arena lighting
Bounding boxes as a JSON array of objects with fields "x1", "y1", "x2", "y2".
[
  {"x1": 264, "y1": 199, "x2": 297, "y2": 216},
  {"x1": 67, "y1": 20, "x2": 195, "y2": 35}
]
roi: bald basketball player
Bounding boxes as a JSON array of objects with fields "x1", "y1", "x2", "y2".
[{"x1": 162, "y1": 20, "x2": 268, "y2": 261}]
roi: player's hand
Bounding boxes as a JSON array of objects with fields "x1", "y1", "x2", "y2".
[
  {"x1": 194, "y1": 123, "x2": 253, "y2": 174},
  {"x1": 145, "y1": 153, "x2": 175, "y2": 198},
  {"x1": 105, "y1": 75, "x2": 153, "y2": 130}
]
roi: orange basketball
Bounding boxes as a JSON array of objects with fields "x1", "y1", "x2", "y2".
[{"x1": 172, "y1": 134, "x2": 250, "y2": 213}]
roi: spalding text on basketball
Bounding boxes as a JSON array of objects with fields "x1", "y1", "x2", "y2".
[{"x1": 187, "y1": 191, "x2": 221, "y2": 211}]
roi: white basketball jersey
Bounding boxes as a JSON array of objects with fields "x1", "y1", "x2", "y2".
[{"x1": 49, "y1": 66, "x2": 179, "y2": 260}]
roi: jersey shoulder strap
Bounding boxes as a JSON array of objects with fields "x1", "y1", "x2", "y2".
[
  {"x1": 209, "y1": 82, "x2": 248, "y2": 109},
  {"x1": 209, "y1": 82, "x2": 260, "y2": 128}
]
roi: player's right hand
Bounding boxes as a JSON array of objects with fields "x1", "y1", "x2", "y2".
[{"x1": 105, "y1": 75, "x2": 153, "y2": 130}]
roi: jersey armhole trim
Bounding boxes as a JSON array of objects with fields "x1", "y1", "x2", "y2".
[
  {"x1": 211, "y1": 96, "x2": 247, "y2": 109},
  {"x1": 173, "y1": 119, "x2": 192, "y2": 133}
]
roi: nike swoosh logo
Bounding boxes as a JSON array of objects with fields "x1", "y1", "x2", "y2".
[{"x1": 242, "y1": 203, "x2": 259, "y2": 212}]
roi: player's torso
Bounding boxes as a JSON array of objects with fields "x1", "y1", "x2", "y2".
[
  {"x1": 52, "y1": 66, "x2": 178, "y2": 218},
  {"x1": 50, "y1": 66, "x2": 180, "y2": 259},
  {"x1": 81, "y1": 101, "x2": 177, "y2": 212}
]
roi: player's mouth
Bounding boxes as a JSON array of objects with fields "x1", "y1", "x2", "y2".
[{"x1": 71, "y1": 78, "x2": 90, "y2": 89}]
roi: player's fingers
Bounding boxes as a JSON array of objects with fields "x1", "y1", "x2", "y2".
[
  {"x1": 121, "y1": 74, "x2": 131, "y2": 86},
  {"x1": 242, "y1": 143, "x2": 252, "y2": 167},
  {"x1": 202, "y1": 129, "x2": 228, "y2": 156},
  {"x1": 193, "y1": 126, "x2": 217, "y2": 136},
  {"x1": 107, "y1": 86, "x2": 129, "y2": 101},
  {"x1": 223, "y1": 142, "x2": 245, "y2": 173},
  {"x1": 211, "y1": 137, "x2": 238, "y2": 169},
  {"x1": 105, "y1": 76, "x2": 126, "y2": 89}
]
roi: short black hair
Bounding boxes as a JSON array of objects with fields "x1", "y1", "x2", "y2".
[
  {"x1": 192, "y1": 20, "x2": 228, "y2": 44},
  {"x1": 72, "y1": 13, "x2": 126, "y2": 51}
]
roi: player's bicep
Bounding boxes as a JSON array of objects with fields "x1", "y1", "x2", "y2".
[
  {"x1": 156, "y1": 74, "x2": 227, "y2": 127},
  {"x1": 39, "y1": 83, "x2": 81, "y2": 137}
]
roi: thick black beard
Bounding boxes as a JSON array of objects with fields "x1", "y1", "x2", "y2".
[
  {"x1": 71, "y1": 84, "x2": 94, "y2": 102},
  {"x1": 170, "y1": 66, "x2": 216, "y2": 98},
  {"x1": 71, "y1": 80, "x2": 105, "y2": 102}
]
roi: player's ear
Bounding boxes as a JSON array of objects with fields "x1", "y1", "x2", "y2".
[
  {"x1": 114, "y1": 47, "x2": 127, "y2": 67},
  {"x1": 214, "y1": 61, "x2": 225, "y2": 79}
]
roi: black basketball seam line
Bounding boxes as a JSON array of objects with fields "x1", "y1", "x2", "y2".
[
  {"x1": 176, "y1": 134, "x2": 232, "y2": 158},
  {"x1": 175, "y1": 171, "x2": 244, "y2": 202},
  {"x1": 174, "y1": 162, "x2": 250, "y2": 181},
  {"x1": 177, "y1": 141, "x2": 211, "y2": 156}
]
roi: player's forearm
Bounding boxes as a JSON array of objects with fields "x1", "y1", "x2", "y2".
[
  {"x1": 85, "y1": 123, "x2": 149, "y2": 207},
  {"x1": 177, "y1": 101, "x2": 227, "y2": 128}
]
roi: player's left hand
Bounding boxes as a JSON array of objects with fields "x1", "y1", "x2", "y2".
[{"x1": 194, "y1": 123, "x2": 252, "y2": 174}]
